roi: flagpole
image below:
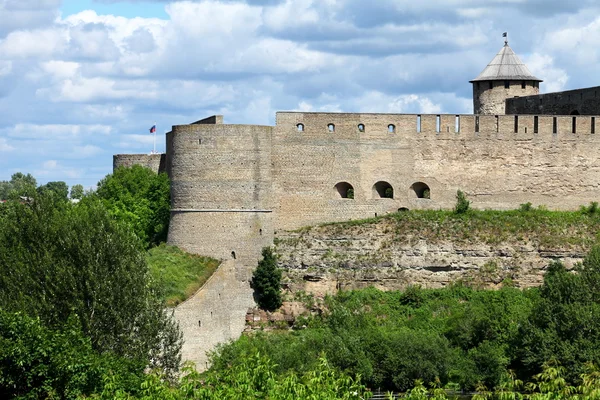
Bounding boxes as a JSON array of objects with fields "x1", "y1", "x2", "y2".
[{"x1": 153, "y1": 122, "x2": 156, "y2": 154}]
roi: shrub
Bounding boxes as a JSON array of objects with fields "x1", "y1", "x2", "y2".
[
  {"x1": 519, "y1": 202, "x2": 533, "y2": 212},
  {"x1": 454, "y1": 190, "x2": 470, "y2": 214},
  {"x1": 252, "y1": 247, "x2": 283, "y2": 311}
]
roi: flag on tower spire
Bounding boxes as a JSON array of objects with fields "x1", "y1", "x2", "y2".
[{"x1": 149, "y1": 125, "x2": 156, "y2": 134}]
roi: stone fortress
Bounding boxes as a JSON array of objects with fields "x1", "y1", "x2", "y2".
[
  {"x1": 114, "y1": 40, "x2": 600, "y2": 368},
  {"x1": 115, "y1": 39, "x2": 600, "y2": 266}
]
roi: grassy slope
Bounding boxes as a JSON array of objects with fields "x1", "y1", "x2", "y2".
[
  {"x1": 147, "y1": 244, "x2": 220, "y2": 306},
  {"x1": 288, "y1": 208, "x2": 600, "y2": 250}
]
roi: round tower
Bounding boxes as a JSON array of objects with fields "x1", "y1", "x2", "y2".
[{"x1": 471, "y1": 40, "x2": 542, "y2": 115}]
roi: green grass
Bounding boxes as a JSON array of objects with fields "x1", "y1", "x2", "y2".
[
  {"x1": 147, "y1": 244, "x2": 220, "y2": 306},
  {"x1": 309, "y1": 208, "x2": 600, "y2": 250}
]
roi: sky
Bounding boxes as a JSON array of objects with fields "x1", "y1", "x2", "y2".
[{"x1": 1, "y1": 0, "x2": 600, "y2": 189}]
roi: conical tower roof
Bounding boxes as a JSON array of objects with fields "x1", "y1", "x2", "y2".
[{"x1": 470, "y1": 43, "x2": 542, "y2": 82}]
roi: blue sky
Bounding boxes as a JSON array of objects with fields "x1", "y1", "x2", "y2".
[{"x1": 0, "y1": 0, "x2": 599, "y2": 189}]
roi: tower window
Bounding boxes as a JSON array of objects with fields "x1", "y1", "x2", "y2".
[
  {"x1": 327, "y1": 123, "x2": 335, "y2": 133},
  {"x1": 521, "y1": 81, "x2": 526, "y2": 89},
  {"x1": 416, "y1": 115, "x2": 421, "y2": 133},
  {"x1": 534, "y1": 116, "x2": 539, "y2": 134},
  {"x1": 504, "y1": 81, "x2": 510, "y2": 89},
  {"x1": 489, "y1": 81, "x2": 493, "y2": 89},
  {"x1": 296, "y1": 123, "x2": 304, "y2": 132},
  {"x1": 514, "y1": 115, "x2": 519, "y2": 133},
  {"x1": 358, "y1": 123, "x2": 365, "y2": 132},
  {"x1": 388, "y1": 124, "x2": 396, "y2": 133},
  {"x1": 553, "y1": 117, "x2": 557, "y2": 134},
  {"x1": 475, "y1": 116, "x2": 480, "y2": 133}
]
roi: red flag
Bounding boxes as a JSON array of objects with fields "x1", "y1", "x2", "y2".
[{"x1": 149, "y1": 125, "x2": 156, "y2": 133}]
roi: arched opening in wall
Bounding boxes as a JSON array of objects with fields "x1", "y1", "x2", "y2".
[
  {"x1": 411, "y1": 182, "x2": 430, "y2": 199},
  {"x1": 571, "y1": 110, "x2": 580, "y2": 115},
  {"x1": 388, "y1": 124, "x2": 396, "y2": 133},
  {"x1": 334, "y1": 182, "x2": 354, "y2": 199},
  {"x1": 358, "y1": 124, "x2": 365, "y2": 132},
  {"x1": 231, "y1": 251, "x2": 236, "y2": 260},
  {"x1": 296, "y1": 123, "x2": 304, "y2": 132},
  {"x1": 398, "y1": 207, "x2": 409, "y2": 212},
  {"x1": 373, "y1": 181, "x2": 393, "y2": 199},
  {"x1": 327, "y1": 123, "x2": 335, "y2": 133}
]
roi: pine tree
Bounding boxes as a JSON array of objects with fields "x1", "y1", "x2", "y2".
[{"x1": 252, "y1": 247, "x2": 282, "y2": 311}]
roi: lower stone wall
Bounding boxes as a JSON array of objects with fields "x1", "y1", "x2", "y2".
[
  {"x1": 173, "y1": 259, "x2": 254, "y2": 371},
  {"x1": 113, "y1": 153, "x2": 166, "y2": 174}
]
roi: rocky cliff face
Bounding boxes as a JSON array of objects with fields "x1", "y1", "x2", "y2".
[{"x1": 275, "y1": 214, "x2": 591, "y2": 296}]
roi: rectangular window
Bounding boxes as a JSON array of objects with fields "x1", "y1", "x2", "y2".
[
  {"x1": 505, "y1": 81, "x2": 510, "y2": 89},
  {"x1": 436, "y1": 115, "x2": 441, "y2": 133},
  {"x1": 553, "y1": 117, "x2": 557, "y2": 134},
  {"x1": 455, "y1": 115, "x2": 460, "y2": 133},
  {"x1": 495, "y1": 115, "x2": 499, "y2": 132},
  {"x1": 521, "y1": 81, "x2": 526, "y2": 89},
  {"x1": 489, "y1": 81, "x2": 493, "y2": 90},
  {"x1": 534, "y1": 116, "x2": 539, "y2": 134},
  {"x1": 514, "y1": 115, "x2": 519, "y2": 133},
  {"x1": 572, "y1": 116, "x2": 577, "y2": 134},
  {"x1": 475, "y1": 116, "x2": 480, "y2": 133},
  {"x1": 592, "y1": 117, "x2": 596, "y2": 134},
  {"x1": 417, "y1": 115, "x2": 421, "y2": 133}
]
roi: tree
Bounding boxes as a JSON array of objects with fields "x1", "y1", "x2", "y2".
[
  {"x1": 0, "y1": 193, "x2": 182, "y2": 375},
  {"x1": 37, "y1": 181, "x2": 69, "y2": 200},
  {"x1": 0, "y1": 172, "x2": 37, "y2": 200},
  {"x1": 70, "y1": 184, "x2": 84, "y2": 199},
  {"x1": 96, "y1": 165, "x2": 170, "y2": 247},
  {"x1": 252, "y1": 247, "x2": 282, "y2": 311},
  {"x1": 455, "y1": 190, "x2": 470, "y2": 214},
  {"x1": 517, "y1": 252, "x2": 600, "y2": 383}
]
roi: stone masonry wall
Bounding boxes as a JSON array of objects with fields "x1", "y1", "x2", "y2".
[
  {"x1": 113, "y1": 153, "x2": 166, "y2": 174},
  {"x1": 166, "y1": 123, "x2": 274, "y2": 265},
  {"x1": 272, "y1": 112, "x2": 600, "y2": 231},
  {"x1": 473, "y1": 80, "x2": 539, "y2": 115},
  {"x1": 506, "y1": 86, "x2": 600, "y2": 116}
]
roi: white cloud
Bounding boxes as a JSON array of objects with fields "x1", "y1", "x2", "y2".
[
  {"x1": 6, "y1": 124, "x2": 112, "y2": 140},
  {"x1": 0, "y1": 138, "x2": 14, "y2": 152}
]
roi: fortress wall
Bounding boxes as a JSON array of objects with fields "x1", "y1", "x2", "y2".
[
  {"x1": 166, "y1": 123, "x2": 273, "y2": 264},
  {"x1": 113, "y1": 153, "x2": 166, "y2": 174},
  {"x1": 272, "y1": 112, "x2": 600, "y2": 231},
  {"x1": 506, "y1": 86, "x2": 600, "y2": 116}
]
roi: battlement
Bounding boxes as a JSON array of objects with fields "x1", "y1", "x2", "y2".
[{"x1": 276, "y1": 112, "x2": 600, "y2": 138}]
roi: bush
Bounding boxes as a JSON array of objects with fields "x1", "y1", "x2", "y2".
[
  {"x1": 519, "y1": 202, "x2": 533, "y2": 212},
  {"x1": 252, "y1": 247, "x2": 282, "y2": 311},
  {"x1": 0, "y1": 310, "x2": 141, "y2": 399},
  {"x1": 454, "y1": 190, "x2": 470, "y2": 214}
]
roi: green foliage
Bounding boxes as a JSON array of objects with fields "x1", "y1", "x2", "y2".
[
  {"x1": 517, "y1": 249, "x2": 600, "y2": 383},
  {"x1": 384, "y1": 187, "x2": 394, "y2": 198},
  {"x1": 253, "y1": 247, "x2": 283, "y2": 311},
  {"x1": 455, "y1": 190, "x2": 470, "y2": 214},
  {"x1": 347, "y1": 188, "x2": 354, "y2": 199},
  {"x1": 519, "y1": 202, "x2": 533, "y2": 212},
  {"x1": 580, "y1": 201, "x2": 599, "y2": 215},
  {"x1": 147, "y1": 244, "x2": 220, "y2": 306},
  {"x1": 96, "y1": 165, "x2": 170, "y2": 247},
  {"x1": 96, "y1": 353, "x2": 371, "y2": 399},
  {"x1": 0, "y1": 193, "x2": 181, "y2": 376},
  {"x1": 70, "y1": 184, "x2": 85, "y2": 200},
  {"x1": 0, "y1": 172, "x2": 37, "y2": 200},
  {"x1": 211, "y1": 285, "x2": 535, "y2": 392},
  {"x1": 37, "y1": 180, "x2": 69, "y2": 200},
  {"x1": 0, "y1": 310, "x2": 141, "y2": 399}
]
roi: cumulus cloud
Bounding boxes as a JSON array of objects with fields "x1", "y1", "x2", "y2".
[{"x1": 0, "y1": 0, "x2": 599, "y2": 186}]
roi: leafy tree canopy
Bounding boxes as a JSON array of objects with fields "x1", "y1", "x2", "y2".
[
  {"x1": 37, "y1": 180, "x2": 69, "y2": 201},
  {"x1": 96, "y1": 165, "x2": 170, "y2": 247},
  {"x1": 0, "y1": 193, "x2": 181, "y2": 375},
  {"x1": 70, "y1": 183, "x2": 85, "y2": 199},
  {"x1": 0, "y1": 172, "x2": 37, "y2": 200}
]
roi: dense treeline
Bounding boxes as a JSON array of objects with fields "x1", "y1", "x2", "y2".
[{"x1": 211, "y1": 247, "x2": 600, "y2": 392}]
